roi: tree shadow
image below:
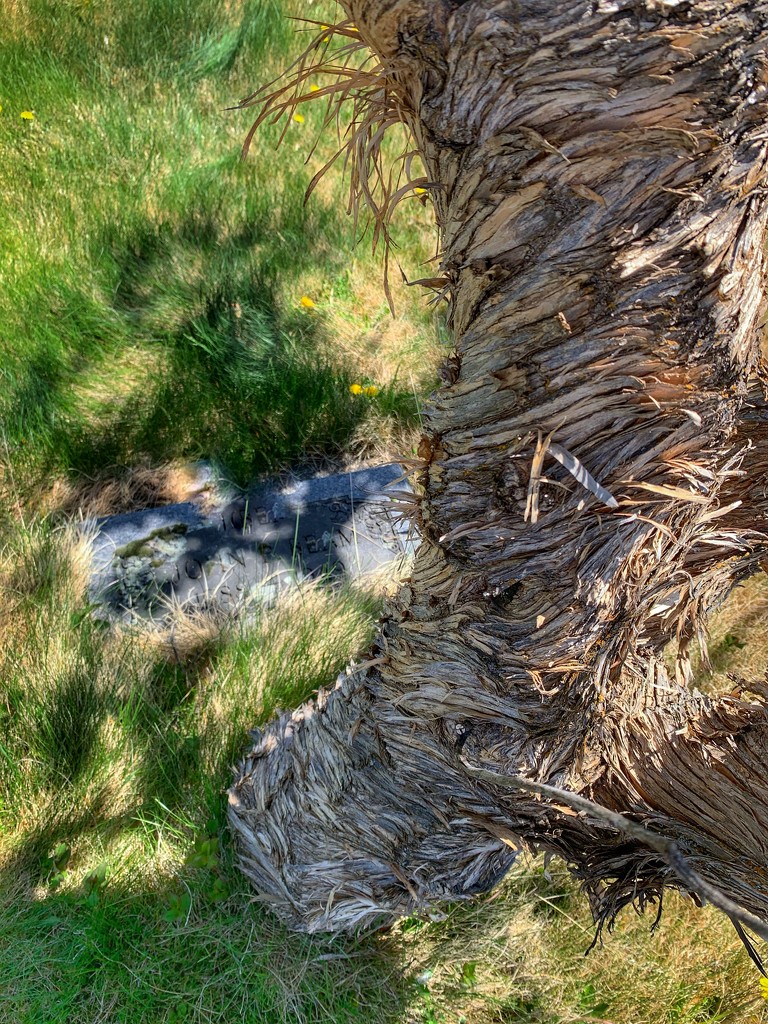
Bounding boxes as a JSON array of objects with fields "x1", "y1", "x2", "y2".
[
  {"x1": 51, "y1": 198, "x2": 367, "y2": 488},
  {"x1": 1, "y1": 649, "x2": 205, "y2": 881},
  {"x1": 3, "y1": 151, "x2": 425, "y2": 512}
]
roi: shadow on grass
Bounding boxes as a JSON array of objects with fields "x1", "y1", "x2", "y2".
[
  {"x1": 1, "y1": 654, "x2": 200, "y2": 879},
  {"x1": 57, "y1": 200, "x2": 367, "y2": 486},
  {"x1": 0, "y1": 855, "x2": 413, "y2": 1024},
  {"x1": 0, "y1": 625, "x2": 412, "y2": 1022},
  {"x1": 10, "y1": 190, "x2": 423, "y2": 497},
  {"x1": 2, "y1": 149, "x2": 425, "y2": 508},
  {"x1": 0, "y1": 567, "x2": 384, "y2": 903}
]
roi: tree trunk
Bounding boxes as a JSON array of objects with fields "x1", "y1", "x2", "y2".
[{"x1": 229, "y1": 0, "x2": 768, "y2": 934}]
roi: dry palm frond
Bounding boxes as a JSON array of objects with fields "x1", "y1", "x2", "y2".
[
  {"x1": 524, "y1": 430, "x2": 550, "y2": 524},
  {"x1": 237, "y1": 17, "x2": 425, "y2": 310}
]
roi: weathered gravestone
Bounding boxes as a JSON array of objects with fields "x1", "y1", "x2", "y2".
[{"x1": 86, "y1": 463, "x2": 415, "y2": 622}]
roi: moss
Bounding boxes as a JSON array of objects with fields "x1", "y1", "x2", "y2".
[{"x1": 114, "y1": 523, "x2": 189, "y2": 560}]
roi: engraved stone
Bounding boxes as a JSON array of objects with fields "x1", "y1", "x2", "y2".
[{"x1": 86, "y1": 463, "x2": 416, "y2": 622}]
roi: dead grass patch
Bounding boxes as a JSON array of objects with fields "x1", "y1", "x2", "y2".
[
  {"x1": 39, "y1": 461, "x2": 215, "y2": 518},
  {"x1": 392, "y1": 857, "x2": 767, "y2": 1023},
  {"x1": 693, "y1": 572, "x2": 768, "y2": 694}
]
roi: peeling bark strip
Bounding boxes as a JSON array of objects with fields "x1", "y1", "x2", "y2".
[{"x1": 229, "y1": 1, "x2": 768, "y2": 934}]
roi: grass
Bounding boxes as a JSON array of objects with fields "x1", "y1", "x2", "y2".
[
  {"x1": 0, "y1": 521, "x2": 408, "y2": 1024},
  {"x1": 0, "y1": 0, "x2": 441, "y2": 513},
  {"x1": 1, "y1": 1, "x2": 768, "y2": 1022}
]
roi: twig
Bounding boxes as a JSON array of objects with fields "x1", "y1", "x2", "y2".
[{"x1": 462, "y1": 763, "x2": 768, "y2": 948}]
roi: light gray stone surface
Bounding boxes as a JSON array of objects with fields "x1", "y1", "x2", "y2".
[{"x1": 87, "y1": 464, "x2": 415, "y2": 621}]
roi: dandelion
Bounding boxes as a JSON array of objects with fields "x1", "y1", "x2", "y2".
[
  {"x1": 320, "y1": 24, "x2": 329, "y2": 31},
  {"x1": 349, "y1": 383, "x2": 363, "y2": 395},
  {"x1": 299, "y1": 295, "x2": 316, "y2": 310},
  {"x1": 292, "y1": 111, "x2": 305, "y2": 124},
  {"x1": 20, "y1": 110, "x2": 34, "y2": 121},
  {"x1": 309, "y1": 84, "x2": 320, "y2": 93},
  {"x1": 760, "y1": 977, "x2": 768, "y2": 1001},
  {"x1": 364, "y1": 385, "x2": 379, "y2": 397}
]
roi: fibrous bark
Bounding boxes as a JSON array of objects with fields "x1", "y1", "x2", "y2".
[{"x1": 229, "y1": 0, "x2": 768, "y2": 935}]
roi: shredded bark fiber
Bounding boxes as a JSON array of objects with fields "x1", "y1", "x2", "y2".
[{"x1": 230, "y1": 0, "x2": 768, "y2": 937}]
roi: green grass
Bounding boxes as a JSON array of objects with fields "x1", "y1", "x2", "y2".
[
  {"x1": 0, "y1": 519, "x2": 406, "y2": 1023},
  {"x1": 0, "y1": 0, "x2": 439, "y2": 506},
  {"x1": 1, "y1": 2, "x2": 768, "y2": 1022}
]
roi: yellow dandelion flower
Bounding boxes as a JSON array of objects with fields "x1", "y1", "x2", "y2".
[
  {"x1": 293, "y1": 111, "x2": 305, "y2": 124},
  {"x1": 321, "y1": 24, "x2": 329, "y2": 31},
  {"x1": 760, "y1": 977, "x2": 768, "y2": 1001},
  {"x1": 349, "y1": 383, "x2": 363, "y2": 395},
  {"x1": 299, "y1": 295, "x2": 316, "y2": 309},
  {"x1": 364, "y1": 385, "x2": 379, "y2": 398},
  {"x1": 20, "y1": 110, "x2": 35, "y2": 120},
  {"x1": 0, "y1": 104, "x2": 3, "y2": 114},
  {"x1": 309, "y1": 84, "x2": 320, "y2": 93}
]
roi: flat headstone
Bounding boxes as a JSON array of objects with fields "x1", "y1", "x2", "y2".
[{"x1": 86, "y1": 463, "x2": 415, "y2": 622}]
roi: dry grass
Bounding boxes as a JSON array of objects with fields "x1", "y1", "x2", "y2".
[
  {"x1": 333, "y1": 266, "x2": 443, "y2": 378},
  {"x1": 0, "y1": 515, "x2": 388, "y2": 861},
  {"x1": 392, "y1": 857, "x2": 767, "y2": 1023},
  {"x1": 36, "y1": 461, "x2": 215, "y2": 518},
  {"x1": 693, "y1": 573, "x2": 768, "y2": 694},
  {"x1": 0, "y1": 519, "x2": 94, "y2": 669}
]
